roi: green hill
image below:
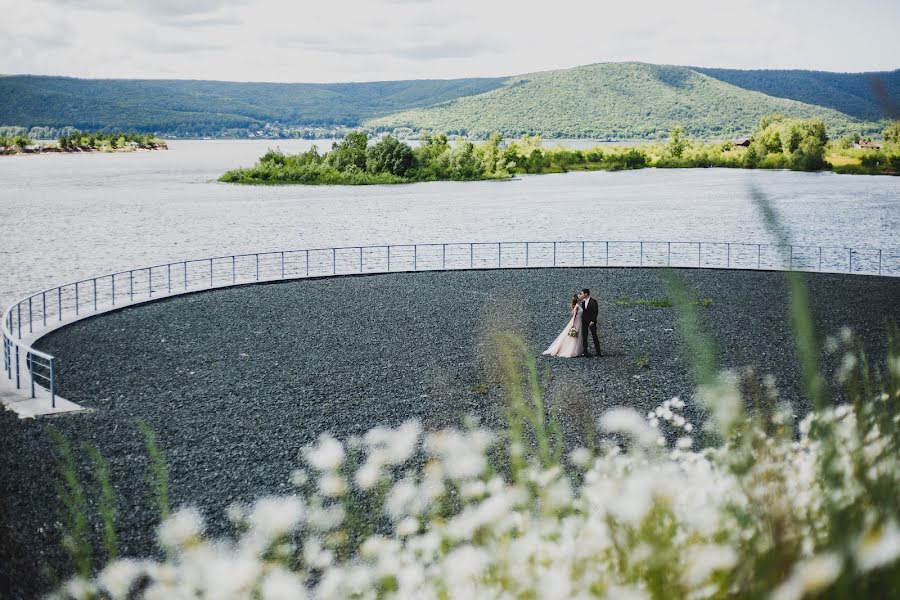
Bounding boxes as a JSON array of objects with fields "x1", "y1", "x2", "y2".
[
  {"x1": 693, "y1": 67, "x2": 900, "y2": 122},
  {"x1": 366, "y1": 63, "x2": 877, "y2": 139},
  {"x1": 1, "y1": 63, "x2": 897, "y2": 139},
  {"x1": 0, "y1": 75, "x2": 508, "y2": 136}
]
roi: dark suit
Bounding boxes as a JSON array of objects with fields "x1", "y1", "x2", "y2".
[{"x1": 581, "y1": 297, "x2": 601, "y2": 355}]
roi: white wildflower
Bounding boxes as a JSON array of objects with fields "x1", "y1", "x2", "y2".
[
  {"x1": 599, "y1": 407, "x2": 658, "y2": 446},
  {"x1": 158, "y1": 506, "x2": 204, "y2": 549},
  {"x1": 676, "y1": 437, "x2": 694, "y2": 450},
  {"x1": 65, "y1": 577, "x2": 96, "y2": 600},
  {"x1": 290, "y1": 469, "x2": 309, "y2": 487},
  {"x1": 260, "y1": 567, "x2": 306, "y2": 600},
  {"x1": 354, "y1": 461, "x2": 382, "y2": 491},
  {"x1": 248, "y1": 496, "x2": 304, "y2": 539},
  {"x1": 304, "y1": 434, "x2": 344, "y2": 471},
  {"x1": 569, "y1": 447, "x2": 591, "y2": 467},
  {"x1": 318, "y1": 473, "x2": 346, "y2": 497},
  {"x1": 397, "y1": 517, "x2": 419, "y2": 537},
  {"x1": 682, "y1": 544, "x2": 737, "y2": 587},
  {"x1": 856, "y1": 521, "x2": 900, "y2": 572},
  {"x1": 98, "y1": 560, "x2": 143, "y2": 599}
]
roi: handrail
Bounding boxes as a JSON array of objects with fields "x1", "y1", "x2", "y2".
[{"x1": 3, "y1": 239, "x2": 898, "y2": 407}]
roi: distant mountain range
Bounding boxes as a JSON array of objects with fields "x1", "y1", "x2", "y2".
[{"x1": 1, "y1": 62, "x2": 897, "y2": 139}]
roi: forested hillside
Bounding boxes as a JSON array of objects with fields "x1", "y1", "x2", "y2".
[
  {"x1": 366, "y1": 63, "x2": 874, "y2": 139},
  {"x1": 0, "y1": 76, "x2": 507, "y2": 136},
  {"x1": 693, "y1": 67, "x2": 900, "y2": 121},
  {"x1": 1, "y1": 63, "x2": 896, "y2": 138}
]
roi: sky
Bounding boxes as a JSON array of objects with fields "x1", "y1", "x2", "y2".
[{"x1": 1, "y1": 0, "x2": 898, "y2": 83}]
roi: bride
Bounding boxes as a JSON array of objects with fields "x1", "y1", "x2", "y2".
[{"x1": 543, "y1": 293, "x2": 584, "y2": 358}]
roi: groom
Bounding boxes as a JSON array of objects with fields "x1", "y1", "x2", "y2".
[{"x1": 579, "y1": 289, "x2": 602, "y2": 357}]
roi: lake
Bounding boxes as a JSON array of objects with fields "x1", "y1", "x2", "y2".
[{"x1": 0, "y1": 139, "x2": 898, "y2": 307}]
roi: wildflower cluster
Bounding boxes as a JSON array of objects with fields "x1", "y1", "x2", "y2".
[{"x1": 53, "y1": 335, "x2": 900, "y2": 600}]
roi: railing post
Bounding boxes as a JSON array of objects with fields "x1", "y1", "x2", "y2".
[
  {"x1": 606, "y1": 241, "x2": 609, "y2": 266},
  {"x1": 75, "y1": 282, "x2": 80, "y2": 315},
  {"x1": 470, "y1": 244, "x2": 473, "y2": 268},
  {"x1": 28, "y1": 298, "x2": 33, "y2": 333},
  {"x1": 818, "y1": 247, "x2": 822, "y2": 272},
  {"x1": 209, "y1": 259, "x2": 213, "y2": 286},
  {"x1": 14, "y1": 346, "x2": 19, "y2": 389},
  {"x1": 553, "y1": 242, "x2": 557, "y2": 266},
  {"x1": 757, "y1": 244, "x2": 761, "y2": 269},
  {"x1": 58, "y1": 287, "x2": 62, "y2": 321},
  {"x1": 49, "y1": 357, "x2": 56, "y2": 408},
  {"x1": 148, "y1": 268, "x2": 153, "y2": 297},
  {"x1": 183, "y1": 262, "x2": 188, "y2": 289},
  {"x1": 360, "y1": 248, "x2": 363, "y2": 273},
  {"x1": 878, "y1": 249, "x2": 882, "y2": 275},
  {"x1": 442, "y1": 244, "x2": 446, "y2": 269},
  {"x1": 582, "y1": 241, "x2": 585, "y2": 266},
  {"x1": 17, "y1": 304, "x2": 21, "y2": 338},
  {"x1": 333, "y1": 249, "x2": 337, "y2": 275},
  {"x1": 848, "y1": 248, "x2": 852, "y2": 273},
  {"x1": 698, "y1": 243, "x2": 701, "y2": 267},
  {"x1": 111, "y1": 276, "x2": 115, "y2": 307},
  {"x1": 129, "y1": 270, "x2": 134, "y2": 302},
  {"x1": 727, "y1": 243, "x2": 731, "y2": 268},
  {"x1": 281, "y1": 252, "x2": 286, "y2": 278},
  {"x1": 498, "y1": 243, "x2": 501, "y2": 268},
  {"x1": 42, "y1": 291, "x2": 47, "y2": 325},
  {"x1": 640, "y1": 242, "x2": 643, "y2": 266},
  {"x1": 306, "y1": 250, "x2": 310, "y2": 277},
  {"x1": 525, "y1": 242, "x2": 529, "y2": 267},
  {"x1": 413, "y1": 245, "x2": 417, "y2": 271},
  {"x1": 232, "y1": 256, "x2": 236, "y2": 283},
  {"x1": 167, "y1": 265, "x2": 172, "y2": 293},
  {"x1": 667, "y1": 242, "x2": 671, "y2": 266},
  {"x1": 387, "y1": 246, "x2": 391, "y2": 272},
  {"x1": 29, "y1": 353, "x2": 35, "y2": 398},
  {"x1": 256, "y1": 254, "x2": 260, "y2": 280},
  {"x1": 789, "y1": 246, "x2": 793, "y2": 271}
]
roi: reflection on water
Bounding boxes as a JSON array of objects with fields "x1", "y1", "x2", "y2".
[{"x1": 0, "y1": 139, "x2": 898, "y2": 305}]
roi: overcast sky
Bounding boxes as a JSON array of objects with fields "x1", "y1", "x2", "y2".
[{"x1": 2, "y1": 0, "x2": 898, "y2": 82}]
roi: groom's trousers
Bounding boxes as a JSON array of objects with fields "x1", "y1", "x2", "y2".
[{"x1": 583, "y1": 322, "x2": 601, "y2": 355}]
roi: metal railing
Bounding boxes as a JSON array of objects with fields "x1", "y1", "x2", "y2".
[{"x1": 3, "y1": 239, "x2": 898, "y2": 406}]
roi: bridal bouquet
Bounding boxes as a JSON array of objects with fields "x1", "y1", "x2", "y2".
[{"x1": 567, "y1": 327, "x2": 578, "y2": 337}]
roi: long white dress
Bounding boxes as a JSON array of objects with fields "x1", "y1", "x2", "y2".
[{"x1": 543, "y1": 304, "x2": 585, "y2": 357}]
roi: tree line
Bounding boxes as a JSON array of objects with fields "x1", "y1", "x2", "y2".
[{"x1": 220, "y1": 115, "x2": 900, "y2": 184}]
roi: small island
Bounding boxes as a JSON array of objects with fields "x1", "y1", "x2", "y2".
[
  {"x1": 220, "y1": 115, "x2": 900, "y2": 185},
  {"x1": 0, "y1": 130, "x2": 167, "y2": 156}
]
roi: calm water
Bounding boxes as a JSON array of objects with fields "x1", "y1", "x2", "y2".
[{"x1": 0, "y1": 140, "x2": 898, "y2": 307}]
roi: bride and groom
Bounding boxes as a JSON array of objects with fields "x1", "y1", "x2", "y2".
[{"x1": 543, "y1": 288, "x2": 602, "y2": 358}]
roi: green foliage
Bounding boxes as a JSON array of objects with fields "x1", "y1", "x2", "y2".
[
  {"x1": 47, "y1": 427, "x2": 92, "y2": 579},
  {"x1": 368, "y1": 63, "x2": 877, "y2": 139},
  {"x1": 0, "y1": 75, "x2": 508, "y2": 135},
  {"x1": 747, "y1": 115, "x2": 829, "y2": 171},
  {"x1": 884, "y1": 121, "x2": 900, "y2": 144},
  {"x1": 85, "y1": 444, "x2": 119, "y2": 561},
  {"x1": 0, "y1": 133, "x2": 32, "y2": 152},
  {"x1": 223, "y1": 113, "x2": 897, "y2": 185},
  {"x1": 665, "y1": 125, "x2": 688, "y2": 159},
  {"x1": 138, "y1": 420, "x2": 170, "y2": 521},
  {"x1": 53, "y1": 129, "x2": 162, "y2": 151},
  {"x1": 365, "y1": 135, "x2": 415, "y2": 176}
]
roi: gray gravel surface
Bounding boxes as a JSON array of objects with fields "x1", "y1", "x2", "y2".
[{"x1": 1, "y1": 268, "x2": 898, "y2": 598}]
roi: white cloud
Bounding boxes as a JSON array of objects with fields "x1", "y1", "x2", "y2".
[{"x1": 1, "y1": 0, "x2": 897, "y2": 82}]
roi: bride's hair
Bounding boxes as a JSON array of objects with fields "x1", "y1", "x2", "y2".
[{"x1": 571, "y1": 294, "x2": 579, "y2": 308}]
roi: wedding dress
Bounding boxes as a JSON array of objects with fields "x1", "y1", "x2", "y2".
[{"x1": 543, "y1": 304, "x2": 584, "y2": 358}]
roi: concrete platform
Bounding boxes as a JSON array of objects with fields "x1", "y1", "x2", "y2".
[{"x1": 0, "y1": 379, "x2": 86, "y2": 418}]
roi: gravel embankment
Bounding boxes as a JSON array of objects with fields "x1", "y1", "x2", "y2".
[{"x1": 1, "y1": 268, "x2": 898, "y2": 597}]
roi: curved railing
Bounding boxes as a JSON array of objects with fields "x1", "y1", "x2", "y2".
[{"x1": 3, "y1": 239, "x2": 899, "y2": 407}]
